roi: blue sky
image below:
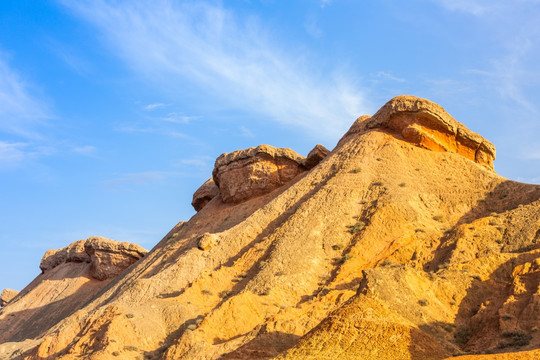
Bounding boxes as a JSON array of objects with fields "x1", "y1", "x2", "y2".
[{"x1": 1, "y1": 0, "x2": 540, "y2": 291}]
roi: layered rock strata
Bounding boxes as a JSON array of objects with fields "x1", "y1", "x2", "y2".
[
  {"x1": 212, "y1": 144, "x2": 307, "y2": 203},
  {"x1": 39, "y1": 236, "x2": 147, "y2": 280},
  {"x1": 342, "y1": 95, "x2": 496, "y2": 170}
]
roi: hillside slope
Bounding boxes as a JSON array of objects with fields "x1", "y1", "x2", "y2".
[{"x1": 2, "y1": 95, "x2": 540, "y2": 360}]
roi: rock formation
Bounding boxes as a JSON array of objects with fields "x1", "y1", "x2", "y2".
[
  {"x1": 0, "y1": 289, "x2": 18, "y2": 307},
  {"x1": 39, "y1": 236, "x2": 147, "y2": 280},
  {"x1": 191, "y1": 179, "x2": 219, "y2": 211},
  {"x1": 212, "y1": 144, "x2": 306, "y2": 203},
  {"x1": 4, "y1": 96, "x2": 540, "y2": 360},
  {"x1": 302, "y1": 144, "x2": 330, "y2": 170}
]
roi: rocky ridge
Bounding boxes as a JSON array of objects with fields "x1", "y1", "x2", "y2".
[{"x1": 2, "y1": 96, "x2": 540, "y2": 360}]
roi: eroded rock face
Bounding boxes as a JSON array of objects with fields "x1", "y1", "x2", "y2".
[
  {"x1": 302, "y1": 144, "x2": 330, "y2": 170},
  {"x1": 343, "y1": 96, "x2": 496, "y2": 170},
  {"x1": 0, "y1": 289, "x2": 19, "y2": 307},
  {"x1": 39, "y1": 236, "x2": 147, "y2": 281},
  {"x1": 191, "y1": 178, "x2": 219, "y2": 212},
  {"x1": 212, "y1": 144, "x2": 307, "y2": 203}
]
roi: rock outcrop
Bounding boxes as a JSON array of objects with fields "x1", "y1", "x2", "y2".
[
  {"x1": 39, "y1": 236, "x2": 147, "y2": 280},
  {"x1": 212, "y1": 144, "x2": 306, "y2": 203},
  {"x1": 191, "y1": 178, "x2": 219, "y2": 211},
  {"x1": 0, "y1": 289, "x2": 18, "y2": 307},
  {"x1": 302, "y1": 144, "x2": 330, "y2": 170},
  {"x1": 342, "y1": 95, "x2": 496, "y2": 170},
  {"x1": 6, "y1": 96, "x2": 540, "y2": 360}
]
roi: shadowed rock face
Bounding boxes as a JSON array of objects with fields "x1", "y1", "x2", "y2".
[
  {"x1": 39, "y1": 236, "x2": 147, "y2": 280},
  {"x1": 0, "y1": 289, "x2": 19, "y2": 307},
  {"x1": 302, "y1": 144, "x2": 330, "y2": 170},
  {"x1": 192, "y1": 179, "x2": 219, "y2": 211},
  {"x1": 212, "y1": 144, "x2": 307, "y2": 203}
]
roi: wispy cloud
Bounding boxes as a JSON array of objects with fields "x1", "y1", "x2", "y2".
[
  {"x1": 177, "y1": 155, "x2": 213, "y2": 169},
  {"x1": 116, "y1": 124, "x2": 191, "y2": 139},
  {"x1": 372, "y1": 71, "x2": 406, "y2": 83},
  {"x1": 0, "y1": 53, "x2": 49, "y2": 139},
  {"x1": 102, "y1": 170, "x2": 185, "y2": 189},
  {"x1": 161, "y1": 113, "x2": 200, "y2": 124},
  {"x1": 72, "y1": 145, "x2": 97, "y2": 155},
  {"x1": 239, "y1": 125, "x2": 254, "y2": 138},
  {"x1": 143, "y1": 103, "x2": 167, "y2": 111},
  {"x1": 60, "y1": 0, "x2": 370, "y2": 140}
]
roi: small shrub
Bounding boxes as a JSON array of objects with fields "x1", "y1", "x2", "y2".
[
  {"x1": 201, "y1": 289, "x2": 212, "y2": 295},
  {"x1": 498, "y1": 330, "x2": 532, "y2": 348},
  {"x1": 381, "y1": 259, "x2": 392, "y2": 267},
  {"x1": 125, "y1": 313, "x2": 134, "y2": 319},
  {"x1": 418, "y1": 299, "x2": 429, "y2": 306},
  {"x1": 275, "y1": 271, "x2": 285, "y2": 276},
  {"x1": 332, "y1": 243, "x2": 344, "y2": 250},
  {"x1": 415, "y1": 228, "x2": 425, "y2": 233},
  {"x1": 415, "y1": 168, "x2": 420, "y2": 171},
  {"x1": 372, "y1": 181, "x2": 384, "y2": 186},
  {"x1": 124, "y1": 345, "x2": 138, "y2": 351},
  {"x1": 112, "y1": 351, "x2": 120, "y2": 357},
  {"x1": 260, "y1": 287, "x2": 271, "y2": 296},
  {"x1": 348, "y1": 221, "x2": 366, "y2": 234},
  {"x1": 376, "y1": 157, "x2": 383, "y2": 161},
  {"x1": 353, "y1": 167, "x2": 362, "y2": 173},
  {"x1": 399, "y1": 182, "x2": 406, "y2": 187},
  {"x1": 340, "y1": 254, "x2": 354, "y2": 263},
  {"x1": 433, "y1": 215, "x2": 444, "y2": 222},
  {"x1": 219, "y1": 290, "x2": 232, "y2": 298}
]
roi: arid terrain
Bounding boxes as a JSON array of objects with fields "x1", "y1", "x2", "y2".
[{"x1": 2, "y1": 95, "x2": 540, "y2": 359}]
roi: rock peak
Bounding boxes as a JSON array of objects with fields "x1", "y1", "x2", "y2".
[{"x1": 342, "y1": 95, "x2": 496, "y2": 170}]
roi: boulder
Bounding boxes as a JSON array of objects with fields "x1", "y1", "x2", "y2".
[
  {"x1": 343, "y1": 96, "x2": 496, "y2": 170},
  {"x1": 212, "y1": 144, "x2": 306, "y2": 203},
  {"x1": 302, "y1": 144, "x2": 330, "y2": 170},
  {"x1": 0, "y1": 289, "x2": 19, "y2": 307},
  {"x1": 191, "y1": 178, "x2": 219, "y2": 212},
  {"x1": 39, "y1": 236, "x2": 147, "y2": 281},
  {"x1": 197, "y1": 233, "x2": 219, "y2": 251}
]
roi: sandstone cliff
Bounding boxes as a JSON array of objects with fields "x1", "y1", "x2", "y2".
[{"x1": 2, "y1": 96, "x2": 540, "y2": 360}]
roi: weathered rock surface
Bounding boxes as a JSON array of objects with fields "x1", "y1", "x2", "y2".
[
  {"x1": 212, "y1": 144, "x2": 306, "y2": 203},
  {"x1": 342, "y1": 95, "x2": 496, "y2": 170},
  {"x1": 192, "y1": 178, "x2": 220, "y2": 212},
  {"x1": 5, "y1": 96, "x2": 540, "y2": 360},
  {"x1": 0, "y1": 289, "x2": 18, "y2": 307},
  {"x1": 39, "y1": 236, "x2": 147, "y2": 280},
  {"x1": 302, "y1": 144, "x2": 330, "y2": 170}
]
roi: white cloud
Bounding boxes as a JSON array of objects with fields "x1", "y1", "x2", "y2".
[
  {"x1": 143, "y1": 103, "x2": 167, "y2": 111},
  {"x1": 239, "y1": 125, "x2": 254, "y2": 138},
  {"x1": 372, "y1": 71, "x2": 406, "y2": 83},
  {"x1": 432, "y1": 0, "x2": 488, "y2": 15},
  {"x1": 0, "y1": 141, "x2": 27, "y2": 164},
  {"x1": 60, "y1": 0, "x2": 370, "y2": 140},
  {"x1": 72, "y1": 145, "x2": 97, "y2": 155},
  {"x1": 161, "y1": 113, "x2": 200, "y2": 124},
  {"x1": 0, "y1": 54, "x2": 49, "y2": 139}
]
